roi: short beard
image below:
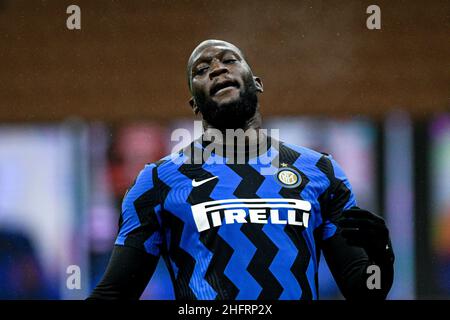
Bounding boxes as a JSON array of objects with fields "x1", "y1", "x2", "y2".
[{"x1": 196, "y1": 79, "x2": 258, "y2": 130}]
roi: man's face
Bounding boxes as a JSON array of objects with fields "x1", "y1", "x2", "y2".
[{"x1": 188, "y1": 43, "x2": 262, "y2": 129}]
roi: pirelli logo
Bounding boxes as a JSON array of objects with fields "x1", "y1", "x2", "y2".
[{"x1": 191, "y1": 198, "x2": 311, "y2": 232}]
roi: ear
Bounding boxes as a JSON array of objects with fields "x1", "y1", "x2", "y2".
[
  {"x1": 189, "y1": 97, "x2": 200, "y2": 115},
  {"x1": 253, "y1": 76, "x2": 264, "y2": 93}
]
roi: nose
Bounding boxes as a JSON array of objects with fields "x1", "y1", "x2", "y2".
[{"x1": 209, "y1": 59, "x2": 228, "y2": 80}]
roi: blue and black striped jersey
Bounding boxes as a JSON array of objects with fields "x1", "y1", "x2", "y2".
[{"x1": 115, "y1": 137, "x2": 357, "y2": 300}]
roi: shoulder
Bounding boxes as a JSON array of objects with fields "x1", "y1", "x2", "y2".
[
  {"x1": 144, "y1": 153, "x2": 181, "y2": 176},
  {"x1": 146, "y1": 140, "x2": 199, "y2": 175},
  {"x1": 280, "y1": 141, "x2": 331, "y2": 162},
  {"x1": 125, "y1": 154, "x2": 176, "y2": 200},
  {"x1": 277, "y1": 141, "x2": 340, "y2": 177}
]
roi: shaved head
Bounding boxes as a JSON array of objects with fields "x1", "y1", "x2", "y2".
[{"x1": 187, "y1": 39, "x2": 247, "y2": 93}]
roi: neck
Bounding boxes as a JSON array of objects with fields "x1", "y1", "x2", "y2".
[
  {"x1": 202, "y1": 109, "x2": 262, "y2": 133},
  {"x1": 200, "y1": 109, "x2": 269, "y2": 160}
]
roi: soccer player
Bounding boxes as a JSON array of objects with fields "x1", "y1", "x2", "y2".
[{"x1": 88, "y1": 40, "x2": 394, "y2": 300}]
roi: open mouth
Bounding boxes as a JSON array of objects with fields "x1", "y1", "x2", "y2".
[{"x1": 210, "y1": 80, "x2": 239, "y2": 96}]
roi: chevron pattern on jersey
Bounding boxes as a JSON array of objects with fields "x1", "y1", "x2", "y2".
[
  {"x1": 128, "y1": 184, "x2": 162, "y2": 254},
  {"x1": 167, "y1": 213, "x2": 198, "y2": 300},
  {"x1": 178, "y1": 151, "x2": 239, "y2": 300},
  {"x1": 226, "y1": 162, "x2": 283, "y2": 299},
  {"x1": 116, "y1": 136, "x2": 357, "y2": 300},
  {"x1": 251, "y1": 146, "x2": 305, "y2": 298},
  {"x1": 152, "y1": 162, "x2": 197, "y2": 300},
  {"x1": 277, "y1": 143, "x2": 313, "y2": 300},
  {"x1": 285, "y1": 224, "x2": 313, "y2": 300},
  {"x1": 210, "y1": 160, "x2": 261, "y2": 299},
  {"x1": 250, "y1": 145, "x2": 304, "y2": 299},
  {"x1": 157, "y1": 155, "x2": 216, "y2": 299},
  {"x1": 315, "y1": 155, "x2": 352, "y2": 220}
]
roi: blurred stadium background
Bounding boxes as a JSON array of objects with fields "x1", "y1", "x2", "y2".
[{"x1": 0, "y1": 0, "x2": 448, "y2": 299}]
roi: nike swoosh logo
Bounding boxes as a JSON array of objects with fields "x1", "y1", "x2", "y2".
[{"x1": 192, "y1": 176, "x2": 218, "y2": 187}]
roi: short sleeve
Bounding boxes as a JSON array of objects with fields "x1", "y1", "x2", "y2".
[
  {"x1": 319, "y1": 155, "x2": 357, "y2": 240},
  {"x1": 115, "y1": 163, "x2": 163, "y2": 256}
]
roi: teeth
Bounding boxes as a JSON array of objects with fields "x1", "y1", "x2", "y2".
[
  {"x1": 215, "y1": 86, "x2": 234, "y2": 94},
  {"x1": 213, "y1": 83, "x2": 236, "y2": 95}
]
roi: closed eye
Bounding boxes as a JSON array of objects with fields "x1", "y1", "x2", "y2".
[
  {"x1": 223, "y1": 58, "x2": 237, "y2": 64},
  {"x1": 194, "y1": 66, "x2": 209, "y2": 76}
]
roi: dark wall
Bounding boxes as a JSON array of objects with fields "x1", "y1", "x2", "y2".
[{"x1": 0, "y1": 0, "x2": 448, "y2": 122}]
